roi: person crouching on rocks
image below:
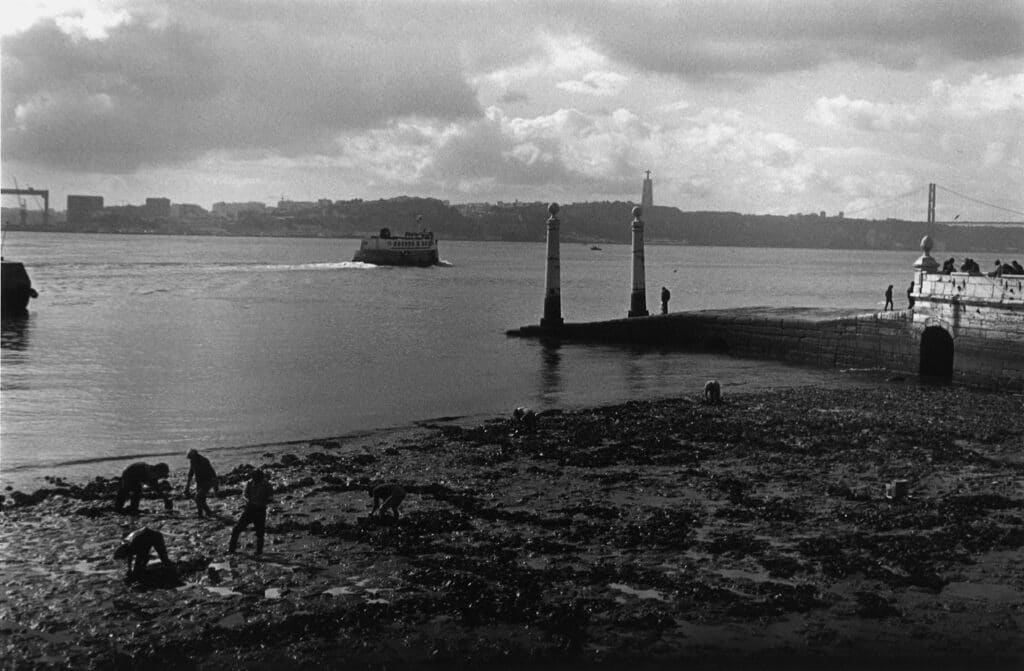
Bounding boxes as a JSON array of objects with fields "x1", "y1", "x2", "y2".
[
  {"x1": 114, "y1": 527, "x2": 173, "y2": 584},
  {"x1": 184, "y1": 449, "x2": 219, "y2": 518},
  {"x1": 228, "y1": 469, "x2": 274, "y2": 556},
  {"x1": 115, "y1": 462, "x2": 172, "y2": 514}
]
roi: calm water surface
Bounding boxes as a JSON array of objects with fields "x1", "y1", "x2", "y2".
[{"x1": 1, "y1": 232, "x2": 933, "y2": 490}]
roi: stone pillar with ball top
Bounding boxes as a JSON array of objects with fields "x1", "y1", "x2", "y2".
[
  {"x1": 628, "y1": 206, "x2": 649, "y2": 317},
  {"x1": 541, "y1": 202, "x2": 563, "y2": 328},
  {"x1": 913, "y1": 235, "x2": 939, "y2": 273}
]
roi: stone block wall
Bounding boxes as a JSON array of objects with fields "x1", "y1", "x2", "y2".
[{"x1": 913, "y1": 271, "x2": 1024, "y2": 389}]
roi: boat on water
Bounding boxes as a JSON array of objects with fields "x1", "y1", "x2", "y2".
[
  {"x1": 352, "y1": 218, "x2": 440, "y2": 267},
  {"x1": 1, "y1": 183, "x2": 43, "y2": 316},
  {"x1": 590, "y1": 245, "x2": 602, "y2": 251},
  {"x1": 1, "y1": 259, "x2": 37, "y2": 316}
]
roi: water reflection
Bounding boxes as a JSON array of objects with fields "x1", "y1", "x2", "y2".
[
  {"x1": 622, "y1": 345, "x2": 647, "y2": 395},
  {"x1": 538, "y1": 339, "x2": 562, "y2": 403},
  {"x1": 1, "y1": 315, "x2": 31, "y2": 352}
]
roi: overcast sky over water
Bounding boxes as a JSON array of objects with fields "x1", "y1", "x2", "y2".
[{"x1": 2, "y1": 0, "x2": 1022, "y2": 219}]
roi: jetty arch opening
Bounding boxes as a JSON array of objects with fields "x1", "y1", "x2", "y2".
[{"x1": 919, "y1": 326, "x2": 954, "y2": 381}]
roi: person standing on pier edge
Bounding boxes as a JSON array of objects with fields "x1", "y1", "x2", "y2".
[
  {"x1": 884, "y1": 285, "x2": 893, "y2": 311},
  {"x1": 184, "y1": 449, "x2": 219, "y2": 518},
  {"x1": 661, "y1": 286, "x2": 671, "y2": 314},
  {"x1": 907, "y1": 281, "x2": 915, "y2": 309},
  {"x1": 229, "y1": 469, "x2": 273, "y2": 556}
]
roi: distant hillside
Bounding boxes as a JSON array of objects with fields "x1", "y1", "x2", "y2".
[{"x1": 3, "y1": 199, "x2": 1021, "y2": 253}]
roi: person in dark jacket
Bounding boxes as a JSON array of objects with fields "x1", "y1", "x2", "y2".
[
  {"x1": 114, "y1": 527, "x2": 173, "y2": 583},
  {"x1": 114, "y1": 462, "x2": 171, "y2": 514},
  {"x1": 184, "y1": 449, "x2": 219, "y2": 518},
  {"x1": 660, "y1": 286, "x2": 671, "y2": 314},
  {"x1": 883, "y1": 285, "x2": 893, "y2": 311},
  {"x1": 907, "y1": 281, "x2": 915, "y2": 309},
  {"x1": 228, "y1": 470, "x2": 274, "y2": 556}
]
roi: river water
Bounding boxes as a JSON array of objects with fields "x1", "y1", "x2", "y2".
[{"x1": 1, "y1": 232, "x2": 930, "y2": 491}]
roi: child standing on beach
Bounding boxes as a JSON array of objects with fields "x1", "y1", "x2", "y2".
[{"x1": 228, "y1": 469, "x2": 273, "y2": 556}]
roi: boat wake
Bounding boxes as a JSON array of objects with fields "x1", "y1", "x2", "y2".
[
  {"x1": 437, "y1": 260, "x2": 454, "y2": 267},
  {"x1": 252, "y1": 261, "x2": 379, "y2": 271}
]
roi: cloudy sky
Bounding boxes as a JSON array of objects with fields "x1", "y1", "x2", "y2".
[{"x1": 2, "y1": 0, "x2": 1023, "y2": 221}]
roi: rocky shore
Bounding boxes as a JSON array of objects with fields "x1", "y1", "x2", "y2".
[{"x1": 2, "y1": 384, "x2": 1023, "y2": 670}]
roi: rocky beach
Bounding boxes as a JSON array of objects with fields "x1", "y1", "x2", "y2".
[{"x1": 2, "y1": 383, "x2": 1023, "y2": 670}]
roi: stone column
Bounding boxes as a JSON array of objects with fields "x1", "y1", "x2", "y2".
[
  {"x1": 541, "y1": 202, "x2": 563, "y2": 328},
  {"x1": 628, "y1": 205, "x2": 649, "y2": 317}
]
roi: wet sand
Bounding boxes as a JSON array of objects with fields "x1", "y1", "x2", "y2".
[{"x1": 1, "y1": 383, "x2": 1023, "y2": 670}]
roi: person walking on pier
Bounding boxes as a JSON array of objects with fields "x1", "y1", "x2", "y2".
[
  {"x1": 907, "y1": 281, "x2": 915, "y2": 309},
  {"x1": 184, "y1": 449, "x2": 219, "y2": 519},
  {"x1": 661, "y1": 286, "x2": 671, "y2": 314},
  {"x1": 228, "y1": 469, "x2": 274, "y2": 556},
  {"x1": 884, "y1": 285, "x2": 893, "y2": 311}
]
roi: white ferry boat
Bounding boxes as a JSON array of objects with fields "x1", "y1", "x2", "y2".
[{"x1": 352, "y1": 218, "x2": 440, "y2": 267}]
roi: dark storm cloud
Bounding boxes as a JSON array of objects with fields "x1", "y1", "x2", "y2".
[
  {"x1": 2, "y1": 1, "x2": 482, "y2": 172},
  {"x1": 554, "y1": 0, "x2": 1024, "y2": 77}
]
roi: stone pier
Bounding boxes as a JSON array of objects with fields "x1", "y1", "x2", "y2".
[{"x1": 510, "y1": 236, "x2": 1024, "y2": 391}]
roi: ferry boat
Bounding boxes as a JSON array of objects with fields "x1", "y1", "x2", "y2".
[{"x1": 352, "y1": 218, "x2": 440, "y2": 266}]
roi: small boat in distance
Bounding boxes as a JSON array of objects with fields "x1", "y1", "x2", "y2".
[
  {"x1": 352, "y1": 216, "x2": 440, "y2": 267},
  {"x1": 590, "y1": 245, "x2": 602, "y2": 251}
]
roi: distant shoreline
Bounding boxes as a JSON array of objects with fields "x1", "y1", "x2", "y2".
[{"x1": 3, "y1": 226, "x2": 1016, "y2": 254}]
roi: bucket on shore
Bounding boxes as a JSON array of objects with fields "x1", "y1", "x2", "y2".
[{"x1": 885, "y1": 479, "x2": 909, "y2": 500}]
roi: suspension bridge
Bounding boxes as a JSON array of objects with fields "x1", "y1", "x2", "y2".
[{"x1": 840, "y1": 182, "x2": 1024, "y2": 227}]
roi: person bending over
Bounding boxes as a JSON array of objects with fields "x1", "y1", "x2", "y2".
[
  {"x1": 229, "y1": 469, "x2": 274, "y2": 556},
  {"x1": 114, "y1": 527, "x2": 172, "y2": 583},
  {"x1": 115, "y1": 462, "x2": 171, "y2": 514},
  {"x1": 184, "y1": 449, "x2": 219, "y2": 518},
  {"x1": 370, "y1": 483, "x2": 406, "y2": 519}
]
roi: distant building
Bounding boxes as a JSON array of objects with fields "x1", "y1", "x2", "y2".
[
  {"x1": 170, "y1": 203, "x2": 207, "y2": 220},
  {"x1": 66, "y1": 195, "x2": 104, "y2": 225},
  {"x1": 145, "y1": 197, "x2": 171, "y2": 218},
  {"x1": 276, "y1": 200, "x2": 316, "y2": 213},
  {"x1": 212, "y1": 201, "x2": 267, "y2": 218}
]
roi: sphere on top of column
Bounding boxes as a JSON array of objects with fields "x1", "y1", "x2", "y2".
[
  {"x1": 549, "y1": 202, "x2": 560, "y2": 217},
  {"x1": 632, "y1": 206, "x2": 642, "y2": 219},
  {"x1": 914, "y1": 234, "x2": 938, "y2": 272}
]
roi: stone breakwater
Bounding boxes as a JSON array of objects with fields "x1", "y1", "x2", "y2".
[
  {"x1": 1, "y1": 385, "x2": 1023, "y2": 670},
  {"x1": 508, "y1": 305, "x2": 1024, "y2": 391}
]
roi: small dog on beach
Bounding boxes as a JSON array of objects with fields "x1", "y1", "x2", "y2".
[
  {"x1": 511, "y1": 406, "x2": 537, "y2": 433},
  {"x1": 370, "y1": 484, "x2": 406, "y2": 519},
  {"x1": 704, "y1": 379, "x2": 722, "y2": 404}
]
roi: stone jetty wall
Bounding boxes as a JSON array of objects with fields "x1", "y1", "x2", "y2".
[
  {"x1": 511, "y1": 306, "x2": 918, "y2": 374},
  {"x1": 508, "y1": 219, "x2": 1023, "y2": 389},
  {"x1": 508, "y1": 301, "x2": 1023, "y2": 391},
  {"x1": 912, "y1": 271, "x2": 1024, "y2": 389}
]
